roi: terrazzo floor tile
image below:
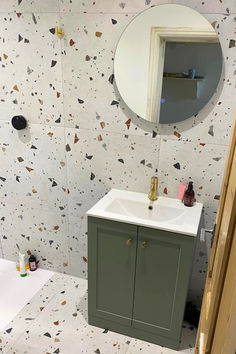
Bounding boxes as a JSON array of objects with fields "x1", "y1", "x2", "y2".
[
  {"x1": 0, "y1": 259, "x2": 54, "y2": 332},
  {"x1": 0, "y1": 335, "x2": 16, "y2": 354},
  {"x1": 9, "y1": 275, "x2": 132, "y2": 354},
  {"x1": 0, "y1": 273, "x2": 66, "y2": 353},
  {"x1": 3, "y1": 273, "x2": 197, "y2": 354},
  {"x1": 127, "y1": 338, "x2": 165, "y2": 354},
  {"x1": 127, "y1": 323, "x2": 196, "y2": 354}
]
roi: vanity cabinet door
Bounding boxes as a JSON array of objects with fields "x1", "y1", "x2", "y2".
[
  {"x1": 132, "y1": 226, "x2": 194, "y2": 342},
  {"x1": 88, "y1": 217, "x2": 138, "y2": 326}
]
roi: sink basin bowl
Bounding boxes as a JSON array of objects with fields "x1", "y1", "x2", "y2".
[
  {"x1": 106, "y1": 198, "x2": 184, "y2": 222},
  {"x1": 87, "y1": 189, "x2": 203, "y2": 236}
]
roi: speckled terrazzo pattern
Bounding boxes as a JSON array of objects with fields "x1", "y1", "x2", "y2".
[
  {"x1": 0, "y1": 13, "x2": 63, "y2": 126},
  {"x1": 0, "y1": 274, "x2": 196, "y2": 354},
  {"x1": 0, "y1": 0, "x2": 235, "y2": 309},
  {"x1": 66, "y1": 129, "x2": 159, "y2": 277}
]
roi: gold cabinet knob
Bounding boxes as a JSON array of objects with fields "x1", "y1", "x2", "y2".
[
  {"x1": 141, "y1": 241, "x2": 147, "y2": 249},
  {"x1": 126, "y1": 239, "x2": 132, "y2": 246}
]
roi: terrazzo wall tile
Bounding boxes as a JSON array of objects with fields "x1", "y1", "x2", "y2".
[
  {"x1": 0, "y1": 202, "x2": 69, "y2": 273},
  {"x1": 61, "y1": 12, "x2": 159, "y2": 136},
  {"x1": 60, "y1": 13, "x2": 131, "y2": 131},
  {"x1": 68, "y1": 215, "x2": 88, "y2": 278},
  {"x1": 66, "y1": 128, "x2": 160, "y2": 277},
  {"x1": 170, "y1": 0, "x2": 236, "y2": 14},
  {"x1": 0, "y1": 0, "x2": 59, "y2": 13},
  {"x1": 208, "y1": 14, "x2": 236, "y2": 82},
  {"x1": 158, "y1": 139, "x2": 227, "y2": 228},
  {"x1": 155, "y1": 4, "x2": 235, "y2": 306},
  {"x1": 60, "y1": 13, "x2": 157, "y2": 137},
  {"x1": 158, "y1": 138, "x2": 228, "y2": 305},
  {"x1": 0, "y1": 240, "x2": 3, "y2": 258},
  {"x1": 59, "y1": 0, "x2": 172, "y2": 13},
  {"x1": 0, "y1": 121, "x2": 67, "y2": 211},
  {"x1": 188, "y1": 235, "x2": 211, "y2": 307},
  {"x1": 0, "y1": 12, "x2": 63, "y2": 126},
  {"x1": 66, "y1": 128, "x2": 159, "y2": 217}
]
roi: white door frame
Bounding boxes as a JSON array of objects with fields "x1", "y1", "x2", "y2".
[{"x1": 146, "y1": 26, "x2": 219, "y2": 123}]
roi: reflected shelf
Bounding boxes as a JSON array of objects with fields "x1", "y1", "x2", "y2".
[{"x1": 163, "y1": 77, "x2": 204, "y2": 81}]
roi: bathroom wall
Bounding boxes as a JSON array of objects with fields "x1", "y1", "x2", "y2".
[{"x1": 0, "y1": 0, "x2": 235, "y2": 306}]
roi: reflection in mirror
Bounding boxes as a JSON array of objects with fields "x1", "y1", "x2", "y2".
[
  {"x1": 114, "y1": 4, "x2": 223, "y2": 126},
  {"x1": 160, "y1": 42, "x2": 222, "y2": 123},
  {"x1": 147, "y1": 26, "x2": 222, "y2": 123}
]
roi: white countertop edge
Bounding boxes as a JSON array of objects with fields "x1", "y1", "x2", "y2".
[
  {"x1": 87, "y1": 210, "x2": 201, "y2": 237},
  {"x1": 87, "y1": 189, "x2": 203, "y2": 237}
]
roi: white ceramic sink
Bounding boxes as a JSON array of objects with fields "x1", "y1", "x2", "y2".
[{"x1": 87, "y1": 189, "x2": 203, "y2": 237}]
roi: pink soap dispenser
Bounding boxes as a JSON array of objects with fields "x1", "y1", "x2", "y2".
[{"x1": 179, "y1": 184, "x2": 186, "y2": 202}]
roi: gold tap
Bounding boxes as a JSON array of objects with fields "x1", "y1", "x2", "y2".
[
  {"x1": 55, "y1": 26, "x2": 64, "y2": 38},
  {"x1": 148, "y1": 176, "x2": 158, "y2": 202}
]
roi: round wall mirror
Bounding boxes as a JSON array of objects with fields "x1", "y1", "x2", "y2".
[{"x1": 114, "y1": 4, "x2": 223, "y2": 125}]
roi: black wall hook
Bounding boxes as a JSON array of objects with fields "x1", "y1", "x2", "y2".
[{"x1": 11, "y1": 115, "x2": 27, "y2": 130}]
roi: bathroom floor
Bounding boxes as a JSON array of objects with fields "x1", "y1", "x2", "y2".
[
  {"x1": 0, "y1": 271, "x2": 196, "y2": 354},
  {"x1": 0, "y1": 259, "x2": 54, "y2": 332}
]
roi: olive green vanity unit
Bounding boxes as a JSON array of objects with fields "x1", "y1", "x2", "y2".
[{"x1": 88, "y1": 217, "x2": 195, "y2": 350}]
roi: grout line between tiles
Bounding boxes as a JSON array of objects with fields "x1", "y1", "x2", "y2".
[
  {"x1": 58, "y1": 12, "x2": 236, "y2": 15},
  {"x1": 0, "y1": 117, "x2": 231, "y2": 148},
  {"x1": 58, "y1": 11, "x2": 71, "y2": 273},
  {"x1": 0, "y1": 11, "x2": 235, "y2": 15}
]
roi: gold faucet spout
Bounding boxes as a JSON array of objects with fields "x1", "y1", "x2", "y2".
[{"x1": 148, "y1": 176, "x2": 158, "y2": 202}]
